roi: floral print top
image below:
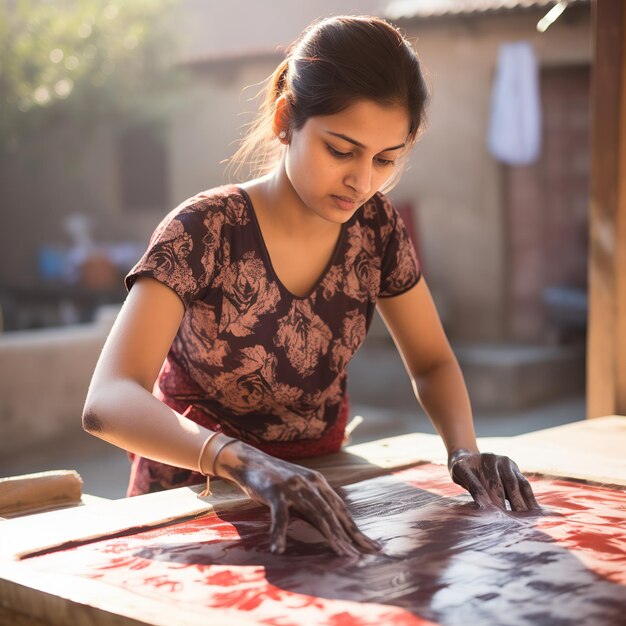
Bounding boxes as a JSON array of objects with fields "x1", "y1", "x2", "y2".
[{"x1": 124, "y1": 184, "x2": 420, "y2": 495}]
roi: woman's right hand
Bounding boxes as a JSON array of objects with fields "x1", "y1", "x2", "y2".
[{"x1": 213, "y1": 440, "x2": 381, "y2": 557}]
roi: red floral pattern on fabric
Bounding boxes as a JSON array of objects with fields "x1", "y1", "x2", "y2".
[
  {"x1": 124, "y1": 186, "x2": 420, "y2": 495},
  {"x1": 126, "y1": 217, "x2": 199, "y2": 307},
  {"x1": 378, "y1": 195, "x2": 421, "y2": 297},
  {"x1": 274, "y1": 299, "x2": 333, "y2": 377},
  {"x1": 176, "y1": 302, "x2": 229, "y2": 385},
  {"x1": 219, "y1": 253, "x2": 280, "y2": 337},
  {"x1": 330, "y1": 310, "x2": 367, "y2": 373},
  {"x1": 213, "y1": 345, "x2": 303, "y2": 416}
]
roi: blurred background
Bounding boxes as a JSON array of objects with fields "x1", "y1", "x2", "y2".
[{"x1": 0, "y1": 0, "x2": 590, "y2": 498}]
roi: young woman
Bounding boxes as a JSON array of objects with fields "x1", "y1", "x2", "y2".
[{"x1": 83, "y1": 15, "x2": 538, "y2": 557}]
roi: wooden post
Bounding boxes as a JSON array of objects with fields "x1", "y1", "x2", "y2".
[{"x1": 587, "y1": 0, "x2": 626, "y2": 417}]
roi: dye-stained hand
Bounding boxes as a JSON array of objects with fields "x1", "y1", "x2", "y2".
[
  {"x1": 448, "y1": 449, "x2": 540, "y2": 511},
  {"x1": 214, "y1": 440, "x2": 382, "y2": 556}
]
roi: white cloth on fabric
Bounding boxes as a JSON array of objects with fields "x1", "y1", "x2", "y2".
[{"x1": 487, "y1": 41, "x2": 542, "y2": 166}]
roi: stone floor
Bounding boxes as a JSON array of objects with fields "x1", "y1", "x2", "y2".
[{"x1": 0, "y1": 395, "x2": 586, "y2": 500}]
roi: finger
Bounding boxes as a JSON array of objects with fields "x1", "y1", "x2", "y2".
[
  {"x1": 269, "y1": 499, "x2": 289, "y2": 554},
  {"x1": 515, "y1": 470, "x2": 541, "y2": 510},
  {"x1": 306, "y1": 493, "x2": 367, "y2": 556},
  {"x1": 306, "y1": 472, "x2": 378, "y2": 552},
  {"x1": 297, "y1": 499, "x2": 360, "y2": 557},
  {"x1": 451, "y1": 463, "x2": 494, "y2": 509},
  {"x1": 497, "y1": 460, "x2": 528, "y2": 511},
  {"x1": 306, "y1": 472, "x2": 380, "y2": 552},
  {"x1": 324, "y1": 488, "x2": 382, "y2": 553},
  {"x1": 480, "y1": 453, "x2": 506, "y2": 509},
  {"x1": 293, "y1": 495, "x2": 359, "y2": 557},
  {"x1": 280, "y1": 472, "x2": 359, "y2": 556}
]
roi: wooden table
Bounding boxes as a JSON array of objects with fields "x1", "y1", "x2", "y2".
[{"x1": 0, "y1": 417, "x2": 624, "y2": 625}]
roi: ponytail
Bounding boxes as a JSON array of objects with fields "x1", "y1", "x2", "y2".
[{"x1": 226, "y1": 59, "x2": 290, "y2": 180}]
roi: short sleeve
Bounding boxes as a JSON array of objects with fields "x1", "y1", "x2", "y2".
[
  {"x1": 125, "y1": 204, "x2": 213, "y2": 309},
  {"x1": 377, "y1": 194, "x2": 422, "y2": 298}
]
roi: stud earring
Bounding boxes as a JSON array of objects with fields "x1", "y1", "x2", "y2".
[{"x1": 278, "y1": 130, "x2": 287, "y2": 140}]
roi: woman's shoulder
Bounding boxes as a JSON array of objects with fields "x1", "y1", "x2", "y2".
[
  {"x1": 143, "y1": 185, "x2": 250, "y2": 249},
  {"x1": 152, "y1": 185, "x2": 251, "y2": 239},
  {"x1": 170, "y1": 184, "x2": 248, "y2": 219}
]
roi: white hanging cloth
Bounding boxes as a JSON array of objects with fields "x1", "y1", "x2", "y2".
[{"x1": 487, "y1": 41, "x2": 542, "y2": 166}]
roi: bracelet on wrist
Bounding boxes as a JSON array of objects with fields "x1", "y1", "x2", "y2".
[
  {"x1": 197, "y1": 434, "x2": 238, "y2": 499},
  {"x1": 447, "y1": 447, "x2": 473, "y2": 470},
  {"x1": 197, "y1": 431, "x2": 220, "y2": 476},
  {"x1": 209, "y1": 436, "x2": 237, "y2": 476}
]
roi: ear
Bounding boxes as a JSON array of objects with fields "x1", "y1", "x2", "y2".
[{"x1": 272, "y1": 95, "x2": 291, "y2": 143}]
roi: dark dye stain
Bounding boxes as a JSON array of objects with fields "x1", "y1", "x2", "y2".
[
  {"x1": 82, "y1": 409, "x2": 104, "y2": 433},
  {"x1": 475, "y1": 592, "x2": 500, "y2": 601},
  {"x1": 525, "y1": 580, "x2": 587, "y2": 594},
  {"x1": 522, "y1": 612, "x2": 585, "y2": 626}
]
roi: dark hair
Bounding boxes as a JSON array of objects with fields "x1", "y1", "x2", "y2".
[{"x1": 228, "y1": 15, "x2": 430, "y2": 191}]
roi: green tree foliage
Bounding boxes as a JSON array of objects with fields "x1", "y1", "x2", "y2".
[{"x1": 0, "y1": 0, "x2": 185, "y2": 155}]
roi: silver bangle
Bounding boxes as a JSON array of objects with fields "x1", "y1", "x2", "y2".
[
  {"x1": 209, "y1": 436, "x2": 238, "y2": 477},
  {"x1": 197, "y1": 432, "x2": 220, "y2": 476}
]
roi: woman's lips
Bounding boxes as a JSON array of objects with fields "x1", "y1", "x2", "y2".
[{"x1": 332, "y1": 195, "x2": 357, "y2": 211}]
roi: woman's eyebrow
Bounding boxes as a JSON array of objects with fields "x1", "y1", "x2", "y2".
[{"x1": 325, "y1": 130, "x2": 405, "y2": 152}]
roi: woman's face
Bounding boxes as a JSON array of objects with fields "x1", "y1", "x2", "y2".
[{"x1": 283, "y1": 99, "x2": 410, "y2": 224}]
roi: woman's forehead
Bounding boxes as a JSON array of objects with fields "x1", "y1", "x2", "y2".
[{"x1": 307, "y1": 100, "x2": 410, "y2": 149}]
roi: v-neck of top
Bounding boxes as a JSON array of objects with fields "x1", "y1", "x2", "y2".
[{"x1": 235, "y1": 185, "x2": 349, "y2": 300}]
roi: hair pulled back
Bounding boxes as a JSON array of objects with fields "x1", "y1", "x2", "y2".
[{"x1": 229, "y1": 15, "x2": 430, "y2": 190}]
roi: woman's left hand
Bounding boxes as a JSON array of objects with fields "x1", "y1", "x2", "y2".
[{"x1": 448, "y1": 449, "x2": 540, "y2": 511}]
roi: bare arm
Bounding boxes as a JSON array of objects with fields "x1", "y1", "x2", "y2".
[
  {"x1": 377, "y1": 279, "x2": 539, "y2": 511},
  {"x1": 377, "y1": 278, "x2": 478, "y2": 456},
  {"x1": 82, "y1": 277, "x2": 210, "y2": 469},
  {"x1": 83, "y1": 277, "x2": 380, "y2": 554}
]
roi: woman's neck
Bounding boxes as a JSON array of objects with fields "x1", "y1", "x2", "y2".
[{"x1": 243, "y1": 166, "x2": 339, "y2": 240}]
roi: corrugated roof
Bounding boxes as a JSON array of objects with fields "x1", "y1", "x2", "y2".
[{"x1": 384, "y1": 0, "x2": 590, "y2": 20}]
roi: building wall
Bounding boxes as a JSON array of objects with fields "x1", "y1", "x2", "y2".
[
  {"x1": 0, "y1": 5, "x2": 591, "y2": 342},
  {"x1": 392, "y1": 9, "x2": 591, "y2": 340}
]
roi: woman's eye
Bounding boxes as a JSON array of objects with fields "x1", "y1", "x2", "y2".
[
  {"x1": 375, "y1": 157, "x2": 396, "y2": 167},
  {"x1": 327, "y1": 144, "x2": 395, "y2": 167},
  {"x1": 327, "y1": 145, "x2": 351, "y2": 159}
]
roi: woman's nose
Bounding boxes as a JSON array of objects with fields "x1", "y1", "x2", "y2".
[{"x1": 345, "y1": 160, "x2": 372, "y2": 197}]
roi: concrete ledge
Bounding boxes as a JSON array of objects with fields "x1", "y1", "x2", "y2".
[
  {"x1": 348, "y1": 341, "x2": 586, "y2": 412},
  {"x1": 455, "y1": 343, "x2": 586, "y2": 411},
  {"x1": 0, "y1": 306, "x2": 118, "y2": 456}
]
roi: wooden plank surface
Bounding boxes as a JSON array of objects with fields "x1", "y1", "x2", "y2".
[
  {"x1": 479, "y1": 415, "x2": 626, "y2": 486},
  {"x1": 0, "y1": 479, "x2": 242, "y2": 562},
  {"x1": 0, "y1": 470, "x2": 83, "y2": 518}
]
